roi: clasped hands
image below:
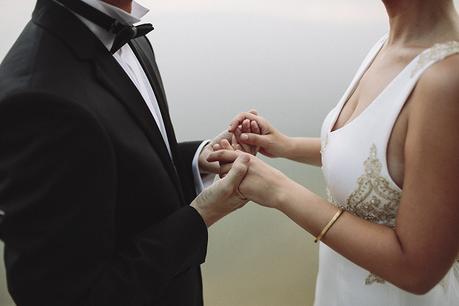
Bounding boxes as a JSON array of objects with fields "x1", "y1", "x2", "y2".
[{"x1": 191, "y1": 110, "x2": 292, "y2": 227}]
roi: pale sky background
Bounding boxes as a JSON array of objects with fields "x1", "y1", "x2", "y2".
[{"x1": 0, "y1": 1, "x2": 458, "y2": 306}]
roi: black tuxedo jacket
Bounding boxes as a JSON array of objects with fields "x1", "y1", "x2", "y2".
[{"x1": 0, "y1": 1, "x2": 208, "y2": 305}]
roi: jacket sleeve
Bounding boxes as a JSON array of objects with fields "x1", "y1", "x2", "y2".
[{"x1": 0, "y1": 92, "x2": 208, "y2": 306}]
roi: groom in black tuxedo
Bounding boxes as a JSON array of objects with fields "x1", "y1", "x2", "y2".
[{"x1": 0, "y1": 0, "x2": 253, "y2": 305}]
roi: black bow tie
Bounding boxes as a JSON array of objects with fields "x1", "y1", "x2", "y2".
[
  {"x1": 53, "y1": 0, "x2": 154, "y2": 54},
  {"x1": 110, "y1": 23, "x2": 154, "y2": 54}
]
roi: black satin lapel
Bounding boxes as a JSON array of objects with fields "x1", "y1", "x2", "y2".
[
  {"x1": 93, "y1": 55, "x2": 181, "y2": 192},
  {"x1": 128, "y1": 40, "x2": 177, "y2": 149},
  {"x1": 129, "y1": 40, "x2": 169, "y2": 110},
  {"x1": 128, "y1": 40, "x2": 188, "y2": 204}
]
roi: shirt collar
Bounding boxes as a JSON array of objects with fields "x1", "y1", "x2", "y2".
[{"x1": 74, "y1": 0, "x2": 150, "y2": 51}]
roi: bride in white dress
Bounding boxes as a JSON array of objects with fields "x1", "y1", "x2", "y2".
[{"x1": 208, "y1": 0, "x2": 459, "y2": 305}]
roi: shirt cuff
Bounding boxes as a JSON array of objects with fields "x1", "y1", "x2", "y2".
[{"x1": 192, "y1": 140, "x2": 217, "y2": 195}]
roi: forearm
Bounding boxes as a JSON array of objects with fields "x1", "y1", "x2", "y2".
[
  {"x1": 276, "y1": 180, "x2": 432, "y2": 294},
  {"x1": 283, "y1": 137, "x2": 322, "y2": 166}
]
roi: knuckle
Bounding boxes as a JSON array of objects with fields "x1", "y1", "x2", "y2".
[
  {"x1": 233, "y1": 163, "x2": 246, "y2": 173},
  {"x1": 222, "y1": 184, "x2": 233, "y2": 196}
]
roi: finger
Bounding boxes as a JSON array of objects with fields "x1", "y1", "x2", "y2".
[
  {"x1": 234, "y1": 126, "x2": 243, "y2": 138},
  {"x1": 220, "y1": 139, "x2": 234, "y2": 151},
  {"x1": 235, "y1": 126, "x2": 248, "y2": 143},
  {"x1": 230, "y1": 134, "x2": 243, "y2": 151},
  {"x1": 228, "y1": 112, "x2": 263, "y2": 132},
  {"x1": 236, "y1": 122, "x2": 253, "y2": 153},
  {"x1": 219, "y1": 163, "x2": 233, "y2": 178},
  {"x1": 222, "y1": 154, "x2": 250, "y2": 191},
  {"x1": 231, "y1": 133, "x2": 238, "y2": 146},
  {"x1": 213, "y1": 144, "x2": 222, "y2": 151},
  {"x1": 242, "y1": 119, "x2": 251, "y2": 134},
  {"x1": 248, "y1": 109, "x2": 258, "y2": 115},
  {"x1": 241, "y1": 119, "x2": 256, "y2": 155},
  {"x1": 231, "y1": 134, "x2": 242, "y2": 150},
  {"x1": 233, "y1": 143, "x2": 243, "y2": 151},
  {"x1": 250, "y1": 121, "x2": 261, "y2": 155},
  {"x1": 234, "y1": 126, "x2": 244, "y2": 144},
  {"x1": 251, "y1": 120, "x2": 261, "y2": 135},
  {"x1": 207, "y1": 150, "x2": 239, "y2": 163},
  {"x1": 239, "y1": 133, "x2": 267, "y2": 148}
]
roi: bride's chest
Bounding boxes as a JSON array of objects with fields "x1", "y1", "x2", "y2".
[
  {"x1": 320, "y1": 102, "x2": 405, "y2": 228},
  {"x1": 331, "y1": 70, "x2": 413, "y2": 190}
]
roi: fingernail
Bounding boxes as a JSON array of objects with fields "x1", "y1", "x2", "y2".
[{"x1": 241, "y1": 134, "x2": 248, "y2": 140}]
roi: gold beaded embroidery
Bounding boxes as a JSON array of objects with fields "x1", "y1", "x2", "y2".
[
  {"x1": 411, "y1": 41, "x2": 459, "y2": 77},
  {"x1": 365, "y1": 274, "x2": 386, "y2": 285},
  {"x1": 330, "y1": 144, "x2": 401, "y2": 228},
  {"x1": 327, "y1": 144, "x2": 402, "y2": 285}
]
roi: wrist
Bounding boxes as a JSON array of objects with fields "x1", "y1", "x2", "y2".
[
  {"x1": 191, "y1": 183, "x2": 237, "y2": 227},
  {"x1": 272, "y1": 173, "x2": 295, "y2": 211},
  {"x1": 284, "y1": 137, "x2": 308, "y2": 162},
  {"x1": 279, "y1": 135, "x2": 296, "y2": 159},
  {"x1": 191, "y1": 199, "x2": 223, "y2": 228}
]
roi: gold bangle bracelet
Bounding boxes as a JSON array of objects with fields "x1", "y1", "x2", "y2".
[{"x1": 314, "y1": 209, "x2": 344, "y2": 243}]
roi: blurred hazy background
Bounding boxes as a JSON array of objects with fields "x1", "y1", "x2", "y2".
[{"x1": 1, "y1": 1, "x2": 457, "y2": 305}]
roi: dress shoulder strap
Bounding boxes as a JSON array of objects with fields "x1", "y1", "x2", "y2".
[
  {"x1": 374, "y1": 40, "x2": 459, "y2": 180},
  {"x1": 410, "y1": 41, "x2": 459, "y2": 78}
]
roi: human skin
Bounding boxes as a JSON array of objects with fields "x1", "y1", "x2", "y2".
[{"x1": 103, "y1": 0, "x2": 132, "y2": 12}]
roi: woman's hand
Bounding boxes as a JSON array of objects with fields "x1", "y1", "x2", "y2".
[
  {"x1": 207, "y1": 144, "x2": 291, "y2": 209},
  {"x1": 228, "y1": 112, "x2": 292, "y2": 158},
  {"x1": 239, "y1": 155, "x2": 290, "y2": 209}
]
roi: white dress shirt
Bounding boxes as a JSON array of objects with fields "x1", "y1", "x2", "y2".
[{"x1": 72, "y1": 0, "x2": 211, "y2": 194}]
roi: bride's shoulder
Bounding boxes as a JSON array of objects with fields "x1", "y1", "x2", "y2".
[
  {"x1": 401, "y1": 52, "x2": 459, "y2": 164},
  {"x1": 423, "y1": 46, "x2": 459, "y2": 77},
  {"x1": 414, "y1": 51, "x2": 459, "y2": 106},
  {"x1": 406, "y1": 51, "x2": 459, "y2": 134}
]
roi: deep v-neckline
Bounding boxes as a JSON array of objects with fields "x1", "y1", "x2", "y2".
[{"x1": 329, "y1": 37, "x2": 429, "y2": 135}]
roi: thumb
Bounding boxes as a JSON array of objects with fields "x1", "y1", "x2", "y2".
[
  {"x1": 222, "y1": 154, "x2": 250, "y2": 190},
  {"x1": 240, "y1": 133, "x2": 268, "y2": 147}
]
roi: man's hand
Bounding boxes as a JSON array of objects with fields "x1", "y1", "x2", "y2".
[
  {"x1": 191, "y1": 155, "x2": 250, "y2": 227},
  {"x1": 198, "y1": 130, "x2": 234, "y2": 175},
  {"x1": 198, "y1": 110, "x2": 260, "y2": 175}
]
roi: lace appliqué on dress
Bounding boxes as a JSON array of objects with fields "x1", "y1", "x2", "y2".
[
  {"x1": 327, "y1": 144, "x2": 402, "y2": 285},
  {"x1": 331, "y1": 144, "x2": 401, "y2": 228},
  {"x1": 365, "y1": 274, "x2": 386, "y2": 285},
  {"x1": 411, "y1": 41, "x2": 459, "y2": 77}
]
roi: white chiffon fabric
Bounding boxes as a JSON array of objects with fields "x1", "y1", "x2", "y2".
[{"x1": 315, "y1": 35, "x2": 459, "y2": 306}]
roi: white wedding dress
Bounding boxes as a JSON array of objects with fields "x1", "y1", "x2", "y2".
[{"x1": 315, "y1": 35, "x2": 459, "y2": 306}]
